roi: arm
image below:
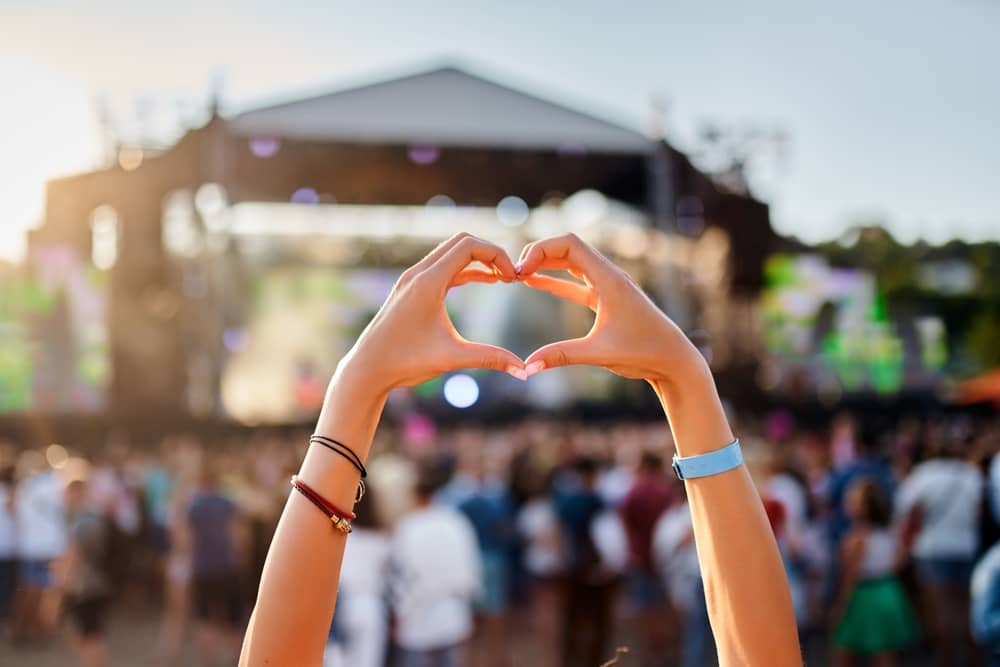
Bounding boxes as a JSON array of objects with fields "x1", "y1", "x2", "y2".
[
  {"x1": 240, "y1": 234, "x2": 523, "y2": 666},
  {"x1": 831, "y1": 532, "x2": 864, "y2": 625},
  {"x1": 518, "y1": 233, "x2": 800, "y2": 666}
]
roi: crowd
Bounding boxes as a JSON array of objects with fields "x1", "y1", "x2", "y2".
[{"x1": 1, "y1": 407, "x2": 1000, "y2": 666}]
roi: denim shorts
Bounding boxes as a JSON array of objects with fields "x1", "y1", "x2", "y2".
[
  {"x1": 19, "y1": 559, "x2": 53, "y2": 587},
  {"x1": 626, "y1": 569, "x2": 666, "y2": 609},
  {"x1": 915, "y1": 556, "x2": 974, "y2": 585}
]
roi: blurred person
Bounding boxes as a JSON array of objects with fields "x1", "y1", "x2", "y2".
[
  {"x1": 972, "y1": 539, "x2": 1000, "y2": 666},
  {"x1": 0, "y1": 459, "x2": 17, "y2": 636},
  {"x1": 189, "y1": 461, "x2": 243, "y2": 667},
  {"x1": 455, "y1": 450, "x2": 515, "y2": 667},
  {"x1": 832, "y1": 479, "x2": 918, "y2": 666},
  {"x1": 12, "y1": 449, "x2": 66, "y2": 643},
  {"x1": 554, "y1": 457, "x2": 618, "y2": 667},
  {"x1": 156, "y1": 470, "x2": 195, "y2": 667},
  {"x1": 653, "y1": 495, "x2": 713, "y2": 667},
  {"x1": 618, "y1": 451, "x2": 674, "y2": 665},
  {"x1": 828, "y1": 421, "x2": 896, "y2": 550},
  {"x1": 324, "y1": 488, "x2": 390, "y2": 667},
  {"x1": 240, "y1": 234, "x2": 800, "y2": 667},
  {"x1": 896, "y1": 432, "x2": 983, "y2": 666},
  {"x1": 515, "y1": 469, "x2": 564, "y2": 666},
  {"x1": 388, "y1": 464, "x2": 481, "y2": 667},
  {"x1": 58, "y1": 477, "x2": 113, "y2": 667}
]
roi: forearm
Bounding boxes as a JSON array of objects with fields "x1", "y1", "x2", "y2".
[
  {"x1": 652, "y1": 359, "x2": 801, "y2": 666},
  {"x1": 240, "y1": 363, "x2": 388, "y2": 666}
]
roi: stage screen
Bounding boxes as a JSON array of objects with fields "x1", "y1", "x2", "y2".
[
  {"x1": 760, "y1": 253, "x2": 946, "y2": 395},
  {"x1": 0, "y1": 245, "x2": 110, "y2": 413}
]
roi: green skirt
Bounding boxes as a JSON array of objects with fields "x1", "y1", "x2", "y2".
[{"x1": 834, "y1": 577, "x2": 920, "y2": 655}]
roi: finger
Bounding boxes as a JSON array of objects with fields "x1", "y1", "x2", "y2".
[
  {"x1": 521, "y1": 274, "x2": 596, "y2": 310},
  {"x1": 408, "y1": 232, "x2": 475, "y2": 276},
  {"x1": 453, "y1": 341, "x2": 527, "y2": 381},
  {"x1": 516, "y1": 234, "x2": 610, "y2": 283},
  {"x1": 434, "y1": 236, "x2": 517, "y2": 284},
  {"x1": 450, "y1": 268, "x2": 500, "y2": 288},
  {"x1": 523, "y1": 337, "x2": 601, "y2": 377}
]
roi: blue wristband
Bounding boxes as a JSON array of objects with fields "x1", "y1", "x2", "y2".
[{"x1": 672, "y1": 439, "x2": 743, "y2": 481}]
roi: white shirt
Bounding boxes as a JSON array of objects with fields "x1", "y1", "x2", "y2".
[
  {"x1": 336, "y1": 529, "x2": 391, "y2": 667},
  {"x1": 652, "y1": 502, "x2": 700, "y2": 611},
  {"x1": 517, "y1": 499, "x2": 563, "y2": 577},
  {"x1": 0, "y1": 484, "x2": 16, "y2": 558},
  {"x1": 16, "y1": 471, "x2": 66, "y2": 560},
  {"x1": 389, "y1": 505, "x2": 481, "y2": 651},
  {"x1": 896, "y1": 459, "x2": 983, "y2": 560}
]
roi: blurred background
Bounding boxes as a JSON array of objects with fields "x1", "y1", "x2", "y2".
[{"x1": 1, "y1": 1, "x2": 998, "y2": 666}]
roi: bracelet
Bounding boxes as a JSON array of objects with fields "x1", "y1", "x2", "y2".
[
  {"x1": 290, "y1": 475, "x2": 355, "y2": 534},
  {"x1": 309, "y1": 434, "x2": 368, "y2": 479},
  {"x1": 672, "y1": 439, "x2": 743, "y2": 481}
]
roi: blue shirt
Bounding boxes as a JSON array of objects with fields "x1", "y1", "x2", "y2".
[
  {"x1": 188, "y1": 492, "x2": 236, "y2": 576},
  {"x1": 972, "y1": 542, "x2": 1000, "y2": 646}
]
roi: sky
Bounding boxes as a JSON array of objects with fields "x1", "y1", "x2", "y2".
[{"x1": 1, "y1": 0, "x2": 998, "y2": 259}]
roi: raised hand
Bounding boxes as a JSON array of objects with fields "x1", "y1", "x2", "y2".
[
  {"x1": 340, "y1": 232, "x2": 526, "y2": 392},
  {"x1": 516, "y1": 233, "x2": 706, "y2": 386}
]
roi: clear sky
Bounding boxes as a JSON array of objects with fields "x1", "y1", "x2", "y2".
[{"x1": 1, "y1": 0, "x2": 997, "y2": 259}]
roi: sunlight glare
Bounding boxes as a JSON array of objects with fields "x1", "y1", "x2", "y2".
[{"x1": 0, "y1": 56, "x2": 102, "y2": 260}]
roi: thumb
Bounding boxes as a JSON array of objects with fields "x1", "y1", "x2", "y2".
[
  {"x1": 524, "y1": 337, "x2": 597, "y2": 377},
  {"x1": 454, "y1": 341, "x2": 527, "y2": 381}
]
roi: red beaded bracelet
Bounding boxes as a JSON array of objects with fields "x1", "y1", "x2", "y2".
[{"x1": 290, "y1": 475, "x2": 356, "y2": 534}]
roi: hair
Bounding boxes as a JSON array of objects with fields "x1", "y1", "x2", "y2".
[
  {"x1": 850, "y1": 478, "x2": 891, "y2": 527},
  {"x1": 638, "y1": 451, "x2": 664, "y2": 474},
  {"x1": 352, "y1": 487, "x2": 381, "y2": 530}
]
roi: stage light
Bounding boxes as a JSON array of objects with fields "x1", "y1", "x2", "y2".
[
  {"x1": 443, "y1": 374, "x2": 479, "y2": 408},
  {"x1": 408, "y1": 145, "x2": 440, "y2": 165},
  {"x1": 249, "y1": 137, "x2": 280, "y2": 158},
  {"x1": 291, "y1": 187, "x2": 319, "y2": 204},
  {"x1": 497, "y1": 196, "x2": 529, "y2": 226},
  {"x1": 426, "y1": 194, "x2": 455, "y2": 208}
]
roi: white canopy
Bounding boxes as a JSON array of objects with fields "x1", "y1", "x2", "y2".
[{"x1": 230, "y1": 66, "x2": 654, "y2": 155}]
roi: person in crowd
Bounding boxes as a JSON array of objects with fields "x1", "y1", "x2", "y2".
[
  {"x1": 156, "y1": 465, "x2": 195, "y2": 667},
  {"x1": 827, "y1": 422, "x2": 896, "y2": 551},
  {"x1": 554, "y1": 457, "x2": 619, "y2": 667},
  {"x1": 13, "y1": 449, "x2": 66, "y2": 644},
  {"x1": 972, "y1": 538, "x2": 1000, "y2": 666},
  {"x1": 515, "y1": 469, "x2": 564, "y2": 666},
  {"x1": 0, "y1": 455, "x2": 17, "y2": 638},
  {"x1": 388, "y1": 464, "x2": 482, "y2": 667},
  {"x1": 188, "y1": 462, "x2": 243, "y2": 667},
  {"x1": 832, "y1": 478, "x2": 918, "y2": 666},
  {"x1": 653, "y1": 491, "x2": 714, "y2": 667},
  {"x1": 455, "y1": 451, "x2": 516, "y2": 667},
  {"x1": 618, "y1": 450, "x2": 674, "y2": 665},
  {"x1": 324, "y1": 487, "x2": 390, "y2": 667},
  {"x1": 895, "y1": 432, "x2": 984, "y2": 666},
  {"x1": 59, "y1": 477, "x2": 113, "y2": 667}
]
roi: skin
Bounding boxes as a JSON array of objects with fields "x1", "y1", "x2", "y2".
[{"x1": 240, "y1": 232, "x2": 800, "y2": 666}]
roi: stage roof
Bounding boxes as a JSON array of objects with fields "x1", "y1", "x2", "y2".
[{"x1": 229, "y1": 66, "x2": 654, "y2": 155}]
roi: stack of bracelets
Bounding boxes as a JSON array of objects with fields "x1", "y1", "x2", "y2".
[{"x1": 288, "y1": 434, "x2": 369, "y2": 535}]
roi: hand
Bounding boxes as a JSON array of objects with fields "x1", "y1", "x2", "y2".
[
  {"x1": 338, "y1": 233, "x2": 526, "y2": 393},
  {"x1": 516, "y1": 233, "x2": 706, "y2": 385}
]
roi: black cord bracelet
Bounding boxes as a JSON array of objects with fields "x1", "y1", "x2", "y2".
[{"x1": 309, "y1": 434, "x2": 368, "y2": 479}]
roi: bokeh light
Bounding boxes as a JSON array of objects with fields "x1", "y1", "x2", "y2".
[
  {"x1": 496, "y1": 196, "x2": 529, "y2": 226},
  {"x1": 117, "y1": 146, "x2": 144, "y2": 171},
  {"x1": 443, "y1": 373, "x2": 479, "y2": 408},
  {"x1": 45, "y1": 443, "x2": 68, "y2": 469},
  {"x1": 249, "y1": 137, "x2": 281, "y2": 158},
  {"x1": 290, "y1": 187, "x2": 320, "y2": 205},
  {"x1": 407, "y1": 145, "x2": 440, "y2": 165}
]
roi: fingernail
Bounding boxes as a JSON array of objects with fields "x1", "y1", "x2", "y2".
[
  {"x1": 525, "y1": 361, "x2": 546, "y2": 377},
  {"x1": 506, "y1": 365, "x2": 527, "y2": 381}
]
